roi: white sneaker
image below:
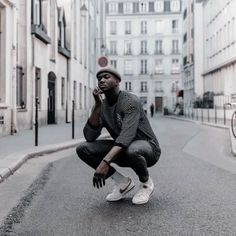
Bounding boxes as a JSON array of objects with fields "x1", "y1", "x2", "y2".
[
  {"x1": 132, "y1": 178, "x2": 154, "y2": 205},
  {"x1": 106, "y1": 177, "x2": 135, "y2": 202}
]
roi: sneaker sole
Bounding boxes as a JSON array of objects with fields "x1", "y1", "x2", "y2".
[
  {"x1": 106, "y1": 183, "x2": 135, "y2": 202},
  {"x1": 132, "y1": 189, "x2": 154, "y2": 205}
]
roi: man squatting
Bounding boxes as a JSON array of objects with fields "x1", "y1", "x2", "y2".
[{"x1": 76, "y1": 67, "x2": 161, "y2": 205}]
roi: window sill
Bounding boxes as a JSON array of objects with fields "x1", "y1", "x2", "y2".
[
  {"x1": 58, "y1": 45, "x2": 71, "y2": 59},
  {"x1": 31, "y1": 24, "x2": 51, "y2": 44},
  {"x1": 17, "y1": 108, "x2": 27, "y2": 112},
  {"x1": 0, "y1": 104, "x2": 8, "y2": 109}
]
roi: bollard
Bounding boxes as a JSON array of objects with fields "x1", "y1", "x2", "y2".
[
  {"x1": 196, "y1": 109, "x2": 198, "y2": 120},
  {"x1": 72, "y1": 100, "x2": 75, "y2": 139},
  {"x1": 35, "y1": 97, "x2": 39, "y2": 146},
  {"x1": 208, "y1": 109, "x2": 209, "y2": 122},
  {"x1": 223, "y1": 105, "x2": 226, "y2": 125},
  {"x1": 201, "y1": 108, "x2": 203, "y2": 123},
  {"x1": 215, "y1": 105, "x2": 217, "y2": 124}
]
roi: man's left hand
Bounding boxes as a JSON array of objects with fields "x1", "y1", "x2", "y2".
[{"x1": 93, "y1": 161, "x2": 110, "y2": 188}]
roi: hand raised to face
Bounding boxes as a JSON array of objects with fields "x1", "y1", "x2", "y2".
[{"x1": 92, "y1": 87, "x2": 103, "y2": 105}]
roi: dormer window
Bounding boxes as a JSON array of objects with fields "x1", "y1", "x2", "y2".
[
  {"x1": 31, "y1": 0, "x2": 51, "y2": 44},
  {"x1": 58, "y1": 8, "x2": 70, "y2": 58},
  {"x1": 59, "y1": 18, "x2": 65, "y2": 48},
  {"x1": 32, "y1": 0, "x2": 42, "y2": 25}
]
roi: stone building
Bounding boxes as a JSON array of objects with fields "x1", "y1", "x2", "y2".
[
  {"x1": 105, "y1": 0, "x2": 183, "y2": 113},
  {"x1": 202, "y1": 0, "x2": 236, "y2": 106},
  {"x1": 0, "y1": 0, "x2": 105, "y2": 137}
]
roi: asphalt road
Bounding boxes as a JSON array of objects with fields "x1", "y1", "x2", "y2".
[{"x1": 1, "y1": 117, "x2": 236, "y2": 236}]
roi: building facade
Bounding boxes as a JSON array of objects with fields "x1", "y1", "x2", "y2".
[
  {"x1": 182, "y1": 0, "x2": 204, "y2": 108},
  {"x1": 202, "y1": 0, "x2": 236, "y2": 106},
  {"x1": 0, "y1": 0, "x2": 17, "y2": 135},
  {"x1": 105, "y1": 0, "x2": 183, "y2": 113},
  {"x1": 0, "y1": 0, "x2": 105, "y2": 137}
]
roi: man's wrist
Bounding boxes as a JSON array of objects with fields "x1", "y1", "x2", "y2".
[{"x1": 102, "y1": 159, "x2": 111, "y2": 166}]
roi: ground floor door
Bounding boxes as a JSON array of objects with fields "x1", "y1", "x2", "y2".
[
  {"x1": 48, "y1": 73, "x2": 56, "y2": 124},
  {"x1": 155, "y1": 97, "x2": 163, "y2": 112}
]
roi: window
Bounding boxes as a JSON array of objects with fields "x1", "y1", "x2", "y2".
[
  {"x1": 61, "y1": 77, "x2": 65, "y2": 108},
  {"x1": 172, "y1": 40, "x2": 179, "y2": 54},
  {"x1": 140, "y1": 40, "x2": 148, "y2": 54},
  {"x1": 59, "y1": 16, "x2": 65, "y2": 48},
  {"x1": 110, "y1": 60, "x2": 117, "y2": 69},
  {"x1": 110, "y1": 21, "x2": 117, "y2": 35},
  {"x1": 124, "y1": 2, "x2": 132, "y2": 13},
  {"x1": 155, "y1": 1, "x2": 164, "y2": 12},
  {"x1": 110, "y1": 41, "x2": 117, "y2": 55},
  {"x1": 139, "y1": 2, "x2": 148, "y2": 12},
  {"x1": 79, "y1": 83, "x2": 82, "y2": 109},
  {"x1": 171, "y1": 0, "x2": 180, "y2": 12},
  {"x1": 172, "y1": 20, "x2": 178, "y2": 33},
  {"x1": 183, "y1": 56, "x2": 188, "y2": 66},
  {"x1": 125, "y1": 21, "x2": 131, "y2": 34},
  {"x1": 141, "y1": 59, "x2": 148, "y2": 74},
  {"x1": 16, "y1": 66, "x2": 25, "y2": 108},
  {"x1": 141, "y1": 81, "x2": 148, "y2": 92},
  {"x1": 155, "y1": 81, "x2": 163, "y2": 92},
  {"x1": 108, "y1": 2, "x2": 118, "y2": 14},
  {"x1": 141, "y1": 21, "x2": 147, "y2": 34},
  {"x1": 84, "y1": 85, "x2": 87, "y2": 109},
  {"x1": 156, "y1": 20, "x2": 163, "y2": 34},
  {"x1": 183, "y1": 9, "x2": 187, "y2": 20},
  {"x1": 125, "y1": 82, "x2": 132, "y2": 91},
  {"x1": 73, "y1": 81, "x2": 77, "y2": 109},
  {"x1": 155, "y1": 59, "x2": 163, "y2": 74},
  {"x1": 171, "y1": 59, "x2": 180, "y2": 73},
  {"x1": 124, "y1": 60, "x2": 133, "y2": 74},
  {"x1": 149, "y1": 2, "x2": 154, "y2": 12},
  {"x1": 133, "y1": 2, "x2": 139, "y2": 13},
  {"x1": 164, "y1": 0, "x2": 170, "y2": 12},
  {"x1": 124, "y1": 41, "x2": 132, "y2": 55},
  {"x1": 32, "y1": 0, "x2": 41, "y2": 25},
  {"x1": 50, "y1": 0, "x2": 56, "y2": 60},
  {"x1": 191, "y1": 28, "x2": 194, "y2": 38},
  {"x1": 183, "y1": 33, "x2": 187, "y2": 43},
  {"x1": 155, "y1": 40, "x2": 163, "y2": 54},
  {"x1": 118, "y1": 3, "x2": 123, "y2": 13}
]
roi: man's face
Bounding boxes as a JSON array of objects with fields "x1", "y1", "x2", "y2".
[{"x1": 97, "y1": 73, "x2": 119, "y2": 92}]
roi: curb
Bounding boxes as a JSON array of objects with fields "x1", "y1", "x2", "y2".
[
  {"x1": 165, "y1": 115, "x2": 236, "y2": 157},
  {"x1": 0, "y1": 133, "x2": 110, "y2": 184}
]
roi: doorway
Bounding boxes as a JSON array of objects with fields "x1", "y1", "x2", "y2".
[
  {"x1": 155, "y1": 97, "x2": 163, "y2": 112},
  {"x1": 48, "y1": 72, "x2": 56, "y2": 124}
]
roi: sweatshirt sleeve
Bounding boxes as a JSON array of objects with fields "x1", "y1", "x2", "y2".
[
  {"x1": 115, "y1": 97, "x2": 140, "y2": 147},
  {"x1": 83, "y1": 119, "x2": 103, "y2": 142}
]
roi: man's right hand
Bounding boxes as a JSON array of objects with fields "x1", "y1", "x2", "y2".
[{"x1": 93, "y1": 87, "x2": 103, "y2": 105}]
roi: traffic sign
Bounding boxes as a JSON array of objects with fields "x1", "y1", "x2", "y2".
[{"x1": 98, "y1": 56, "x2": 108, "y2": 67}]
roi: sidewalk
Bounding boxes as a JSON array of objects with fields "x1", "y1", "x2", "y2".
[
  {"x1": 0, "y1": 120, "x2": 108, "y2": 183},
  {"x1": 165, "y1": 115, "x2": 236, "y2": 157}
]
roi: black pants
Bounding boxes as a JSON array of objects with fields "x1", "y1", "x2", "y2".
[{"x1": 76, "y1": 139, "x2": 160, "y2": 182}]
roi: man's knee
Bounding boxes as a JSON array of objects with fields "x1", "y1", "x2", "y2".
[{"x1": 76, "y1": 141, "x2": 90, "y2": 160}]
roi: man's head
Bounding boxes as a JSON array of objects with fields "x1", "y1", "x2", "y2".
[{"x1": 96, "y1": 67, "x2": 121, "y2": 92}]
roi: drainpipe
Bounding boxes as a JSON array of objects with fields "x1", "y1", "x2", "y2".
[{"x1": 11, "y1": 3, "x2": 17, "y2": 135}]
